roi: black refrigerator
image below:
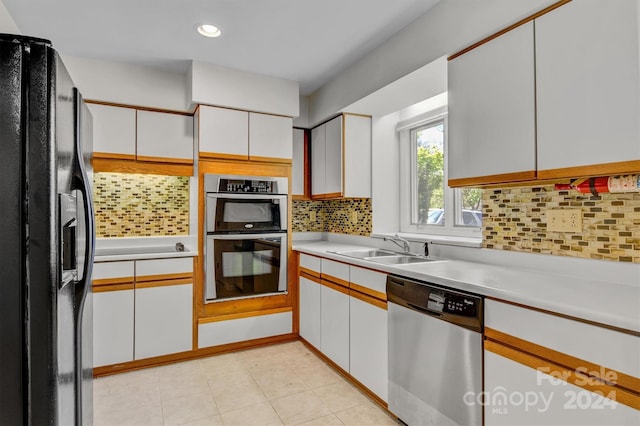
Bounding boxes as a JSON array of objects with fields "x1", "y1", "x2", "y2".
[{"x1": 0, "y1": 34, "x2": 95, "y2": 425}]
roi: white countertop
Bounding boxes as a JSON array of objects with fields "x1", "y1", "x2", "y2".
[
  {"x1": 293, "y1": 240, "x2": 640, "y2": 333},
  {"x1": 94, "y1": 236, "x2": 198, "y2": 262}
]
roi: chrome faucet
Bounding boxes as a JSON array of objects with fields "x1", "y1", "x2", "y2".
[{"x1": 384, "y1": 234, "x2": 411, "y2": 254}]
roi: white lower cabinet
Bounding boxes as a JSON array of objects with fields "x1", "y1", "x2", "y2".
[
  {"x1": 320, "y1": 284, "x2": 350, "y2": 371},
  {"x1": 93, "y1": 290, "x2": 134, "y2": 367},
  {"x1": 349, "y1": 296, "x2": 388, "y2": 402},
  {"x1": 298, "y1": 256, "x2": 389, "y2": 403},
  {"x1": 299, "y1": 276, "x2": 321, "y2": 348},
  {"x1": 134, "y1": 284, "x2": 193, "y2": 359},
  {"x1": 484, "y1": 350, "x2": 640, "y2": 426},
  {"x1": 92, "y1": 258, "x2": 194, "y2": 367}
]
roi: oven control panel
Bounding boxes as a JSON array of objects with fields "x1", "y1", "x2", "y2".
[{"x1": 219, "y1": 179, "x2": 277, "y2": 193}]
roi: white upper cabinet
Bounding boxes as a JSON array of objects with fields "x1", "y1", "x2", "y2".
[
  {"x1": 198, "y1": 105, "x2": 249, "y2": 159},
  {"x1": 311, "y1": 124, "x2": 327, "y2": 196},
  {"x1": 448, "y1": 0, "x2": 640, "y2": 186},
  {"x1": 535, "y1": 0, "x2": 640, "y2": 177},
  {"x1": 311, "y1": 114, "x2": 371, "y2": 199},
  {"x1": 88, "y1": 103, "x2": 136, "y2": 158},
  {"x1": 198, "y1": 105, "x2": 293, "y2": 162},
  {"x1": 324, "y1": 115, "x2": 343, "y2": 196},
  {"x1": 249, "y1": 112, "x2": 293, "y2": 160},
  {"x1": 137, "y1": 110, "x2": 194, "y2": 162},
  {"x1": 292, "y1": 128, "x2": 307, "y2": 197},
  {"x1": 448, "y1": 21, "x2": 536, "y2": 185}
]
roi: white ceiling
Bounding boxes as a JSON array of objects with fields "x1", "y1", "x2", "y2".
[{"x1": 3, "y1": 0, "x2": 441, "y2": 95}]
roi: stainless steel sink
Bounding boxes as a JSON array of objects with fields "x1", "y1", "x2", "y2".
[
  {"x1": 331, "y1": 249, "x2": 438, "y2": 265},
  {"x1": 332, "y1": 249, "x2": 399, "y2": 259},
  {"x1": 367, "y1": 255, "x2": 436, "y2": 265}
]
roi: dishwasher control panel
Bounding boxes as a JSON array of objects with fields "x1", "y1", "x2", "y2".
[{"x1": 387, "y1": 275, "x2": 483, "y2": 333}]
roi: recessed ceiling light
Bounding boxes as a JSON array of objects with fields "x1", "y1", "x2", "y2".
[{"x1": 197, "y1": 24, "x2": 221, "y2": 38}]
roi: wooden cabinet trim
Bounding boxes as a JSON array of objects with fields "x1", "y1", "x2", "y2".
[
  {"x1": 201, "y1": 294, "x2": 290, "y2": 318},
  {"x1": 310, "y1": 192, "x2": 344, "y2": 200},
  {"x1": 85, "y1": 99, "x2": 193, "y2": 116},
  {"x1": 485, "y1": 339, "x2": 640, "y2": 410},
  {"x1": 199, "y1": 152, "x2": 249, "y2": 161},
  {"x1": 93, "y1": 283, "x2": 135, "y2": 292},
  {"x1": 94, "y1": 152, "x2": 137, "y2": 161},
  {"x1": 248, "y1": 155, "x2": 293, "y2": 165},
  {"x1": 92, "y1": 277, "x2": 135, "y2": 292},
  {"x1": 92, "y1": 157, "x2": 194, "y2": 176},
  {"x1": 320, "y1": 273, "x2": 350, "y2": 290},
  {"x1": 300, "y1": 271, "x2": 322, "y2": 284},
  {"x1": 538, "y1": 160, "x2": 640, "y2": 180},
  {"x1": 448, "y1": 170, "x2": 536, "y2": 188},
  {"x1": 136, "y1": 155, "x2": 193, "y2": 165},
  {"x1": 198, "y1": 307, "x2": 292, "y2": 324},
  {"x1": 485, "y1": 327, "x2": 640, "y2": 398},
  {"x1": 135, "y1": 278, "x2": 192, "y2": 289},
  {"x1": 349, "y1": 282, "x2": 386, "y2": 303},
  {"x1": 349, "y1": 289, "x2": 387, "y2": 311},
  {"x1": 136, "y1": 272, "x2": 193, "y2": 283},
  {"x1": 448, "y1": 0, "x2": 571, "y2": 61},
  {"x1": 321, "y1": 279, "x2": 350, "y2": 296}
]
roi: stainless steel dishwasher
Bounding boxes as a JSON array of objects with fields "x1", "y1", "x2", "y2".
[{"x1": 387, "y1": 275, "x2": 483, "y2": 426}]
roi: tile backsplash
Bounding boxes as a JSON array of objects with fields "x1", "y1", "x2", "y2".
[
  {"x1": 293, "y1": 198, "x2": 372, "y2": 236},
  {"x1": 483, "y1": 185, "x2": 640, "y2": 262},
  {"x1": 93, "y1": 172, "x2": 190, "y2": 238}
]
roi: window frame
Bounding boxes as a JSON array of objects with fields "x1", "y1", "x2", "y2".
[{"x1": 398, "y1": 107, "x2": 481, "y2": 238}]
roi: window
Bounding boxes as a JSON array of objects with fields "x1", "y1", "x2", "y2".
[{"x1": 399, "y1": 106, "x2": 482, "y2": 237}]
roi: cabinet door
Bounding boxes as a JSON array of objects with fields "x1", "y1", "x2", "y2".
[
  {"x1": 249, "y1": 112, "x2": 293, "y2": 160},
  {"x1": 311, "y1": 124, "x2": 326, "y2": 196},
  {"x1": 93, "y1": 290, "x2": 134, "y2": 367},
  {"x1": 484, "y1": 350, "x2": 639, "y2": 426},
  {"x1": 87, "y1": 103, "x2": 136, "y2": 158},
  {"x1": 198, "y1": 105, "x2": 249, "y2": 159},
  {"x1": 292, "y1": 128, "x2": 307, "y2": 197},
  {"x1": 324, "y1": 116, "x2": 343, "y2": 196},
  {"x1": 536, "y1": 0, "x2": 640, "y2": 176},
  {"x1": 137, "y1": 110, "x2": 194, "y2": 162},
  {"x1": 320, "y1": 283, "x2": 350, "y2": 371},
  {"x1": 448, "y1": 21, "x2": 536, "y2": 185},
  {"x1": 343, "y1": 114, "x2": 371, "y2": 197},
  {"x1": 349, "y1": 296, "x2": 387, "y2": 402},
  {"x1": 134, "y1": 283, "x2": 193, "y2": 359},
  {"x1": 299, "y1": 276, "x2": 321, "y2": 349}
]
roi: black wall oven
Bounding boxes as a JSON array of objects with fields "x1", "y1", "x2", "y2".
[{"x1": 204, "y1": 174, "x2": 288, "y2": 302}]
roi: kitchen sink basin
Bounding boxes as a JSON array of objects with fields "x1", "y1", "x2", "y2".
[
  {"x1": 368, "y1": 255, "x2": 436, "y2": 265},
  {"x1": 332, "y1": 249, "x2": 399, "y2": 258}
]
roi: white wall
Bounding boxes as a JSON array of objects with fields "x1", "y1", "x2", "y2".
[
  {"x1": 189, "y1": 61, "x2": 299, "y2": 117},
  {"x1": 62, "y1": 55, "x2": 189, "y2": 112},
  {"x1": 371, "y1": 112, "x2": 400, "y2": 233},
  {"x1": 308, "y1": 0, "x2": 556, "y2": 124},
  {"x1": 0, "y1": 0, "x2": 19, "y2": 33},
  {"x1": 293, "y1": 95, "x2": 310, "y2": 128}
]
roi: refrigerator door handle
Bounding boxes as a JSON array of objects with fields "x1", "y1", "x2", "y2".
[{"x1": 71, "y1": 88, "x2": 95, "y2": 288}]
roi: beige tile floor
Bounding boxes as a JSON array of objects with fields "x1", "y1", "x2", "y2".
[{"x1": 93, "y1": 341, "x2": 397, "y2": 426}]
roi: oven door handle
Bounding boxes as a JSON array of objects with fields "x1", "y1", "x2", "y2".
[
  {"x1": 206, "y1": 193, "x2": 288, "y2": 201},
  {"x1": 206, "y1": 232, "x2": 287, "y2": 240}
]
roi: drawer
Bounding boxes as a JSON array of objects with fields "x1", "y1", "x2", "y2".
[
  {"x1": 92, "y1": 261, "x2": 135, "y2": 281},
  {"x1": 299, "y1": 253, "x2": 321, "y2": 275},
  {"x1": 349, "y1": 266, "x2": 386, "y2": 297},
  {"x1": 136, "y1": 257, "x2": 193, "y2": 278},
  {"x1": 485, "y1": 299, "x2": 640, "y2": 377},
  {"x1": 321, "y1": 258, "x2": 349, "y2": 285}
]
